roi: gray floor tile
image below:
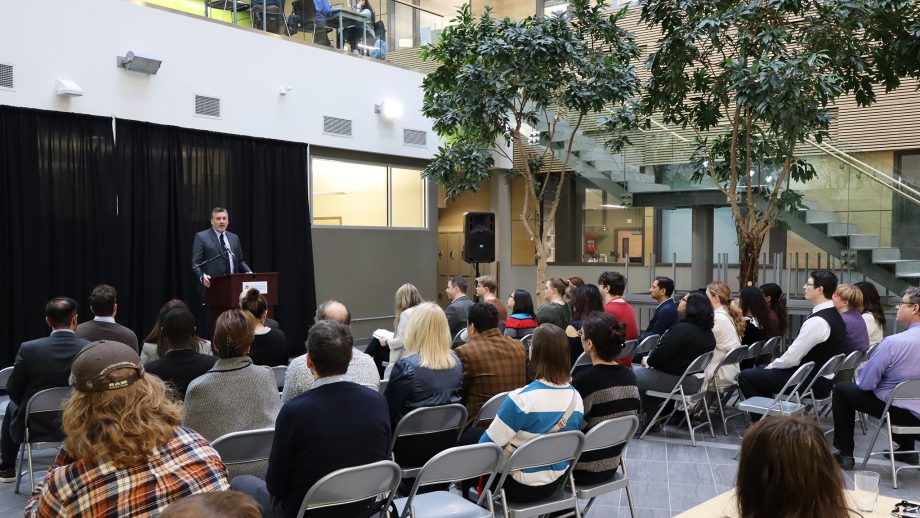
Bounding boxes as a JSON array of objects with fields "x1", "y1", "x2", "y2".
[
  {"x1": 666, "y1": 443, "x2": 709, "y2": 463},
  {"x1": 705, "y1": 446, "x2": 738, "y2": 465},
  {"x1": 590, "y1": 488, "x2": 622, "y2": 507},
  {"x1": 668, "y1": 483, "x2": 719, "y2": 514},
  {"x1": 711, "y1": 464, "x2": 737, "y2": 487},
  {"x1": 667, "y1": 462, "x2": 715, "y2": 486},
  {"x1": 585, "y1": 503, "x2": 617, "y2": 517},
  {"x1": 624, "y1": 481, "x2": 670, "y2": 510},
  {"x1": 626, "y1": 460, "x2": 668, "y2": 483},
  {"x1": 626, "y1": 440, "x2": 667, "y2": 461},
  {"x1": 617, "y1": 507, "x2": 671, "y2": 518}
]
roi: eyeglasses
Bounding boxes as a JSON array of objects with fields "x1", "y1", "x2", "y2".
[
  {"x1": 896, "y1": 301, "x2": 918, "y2": 308},
  {"x1": 804, "y1": 283, "x2": 815, "y2": 287}
]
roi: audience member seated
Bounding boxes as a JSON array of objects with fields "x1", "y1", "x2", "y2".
[
  {"x1": 564, "y1": 277, "x2": 585, "y2": 312},
  {"x1": 141, "y1": 299, "x2": 211, "y2": 363},
  {"x1": 737, "y1": 416, "x2": 854, "y2": 517},
  {"x1": 455, "y1": 303, "x2": 526, "y2": 426},
  {"x1": 75, "y1": 284, "x2": 139, "y2": 352},
  {"x1": 633, "y1": 292, "x2": 715, "y2": 427},
  {"x1": 445, "y1": 276, "x2": 474, "y2": 341},
  {"x1": 282, "y1": 300, "x2": 379, "y2": 402},
  {"x1": 312, "y1": 0, "x2": 333, "y2": 46},
  {"x1": 564, "y1": 284, "x2": 604, "y2": 368},
  {"x1": 344, "y1": 0, "x2": 375, "y2": 53},
  {"x1": 0, "y1": 297, "x2": 89, "y2": 482},
  {"x1": 161, "y1": 491, "x2": 261, "y2": 518},
  {"x1": 25, "y1": 340, "x2": 228, "y2": 517},
  {"x1": 759, "y1": 282, "x2": 788, "y2": 338},
  {"x1": 703, "y1": 282, "x2": 744, "y2": 390},
  {"x1": 183, "y1": 309, "x2": 281, "y2": 477},
  {"x1": 572, "y1": 312, "x2": 640, "y2": 485},
  {"x1": 536, "y1": 277, "x2": 573, "y2": 330},
  {"x1": 369, "y1": 283, "x2": 423, "y2": 379},
  {"x1": 475, "y1": 275, "x2": 508, "y2": 329},
  {"x1": 639, "y1": 276, "x2": 679, "y2": 342},
  {"x1": 478, "y1": 324, "x2": 584, "y2": 503},
  {"x1": 144, "y1": 307, "x2": 218, "y2": 400},
  {"x1": 598, "y1": 271, "x2": 639, "y2": 363},
  {"x1": 240, "y1": 288, "x2": 289, "y2": 367},
  {"x1": 504, "y1": 289, "x2": 539, "y2": 339},
  {"x1": 738, "y1": 286, "x2": 780, "y2": 369},
  {"x1": 231, "y1": 320, "x2": 390, "y2": 518},
  {"x1": 832, "y1": 286, "x2": 920, "y2": 470},
  {"x1": 739, "y1": 270, "x2": 847, "y2": 406},
  {"x1": 855, "y1": 281, "x2": 885, "y2": 347},
  {"x1": 834, "y1": 283, "x2": 870, "y2": 353}
]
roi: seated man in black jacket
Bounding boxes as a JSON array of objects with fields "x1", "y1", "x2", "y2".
[
  {"x1": 144, "y1": 307, "x2": 217, "y2": 399},
  {"x1": 632, "y1": 292, "x2": 716, "y2": 424}
]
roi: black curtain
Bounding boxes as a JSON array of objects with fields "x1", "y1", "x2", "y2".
[{"x1": 0, "y1": 106, "x2": 316, "y2": 365}]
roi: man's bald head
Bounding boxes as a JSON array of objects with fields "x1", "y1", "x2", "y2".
[{"x1": 314, "y1": 300, "x2": 351, "y2": 326}]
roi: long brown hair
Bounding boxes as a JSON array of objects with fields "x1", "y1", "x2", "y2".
[
  {"x1": 736, "y1": 416, "x2": 855, "y2": 518},
  {"x1": 529, "y1": 324, "x2": 571, "y2": 385},
  {"x1": 707, "y1": 282, "x2": 746, "y2": 337}
]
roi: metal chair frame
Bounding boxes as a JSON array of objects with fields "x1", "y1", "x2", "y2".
[
  {"x1": 389, "y1": 404, "x2": 468, "y2": 479},
  {"x1": 710, "y1": 345, "x2": 749, "y2": 435},
  {"x1": 639, "y1": 351, "x2": 716, "y2": 447},
  {"x1": 633, "y1": 335, "x2": 660, "y2": 356},
  {"x1": 734, "y1": 361, "x2": 815, "y2": 419},
  {"x1": 575, "y1": 416, "x2": 639, "y2": 518},
  {"x1": 296, "y1": 459, "x2": 401, "y2": 518},
  {"x1": 15, "y1": 386, "x2": 72, "y2": 494},
  {"x1": 798, "y1": 354, "x2": 846, "y2": 424},
  {"x1": 211, "y1": 427, "x2": 274, "y2": 477},
  {"x1": 469, "y1": 391, "x2": 509, "y2": 431},
  {"x1": 859, "y1": 379, "x2": 920, "y2": 489},
  {"x1": 570, "y1": 352, "x2": 591, "y2": 375}
]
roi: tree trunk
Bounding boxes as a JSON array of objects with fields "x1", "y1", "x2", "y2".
[
  {"x1": 737, "y1": 233, "x2": 765, "y2": 287},
  {"x1": 535, "y1": 253, "x2": 548, "y2": 306}
]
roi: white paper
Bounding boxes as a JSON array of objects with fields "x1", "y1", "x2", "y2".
[
  {"x1": 242, "y1": 281, "x2": 268, "y2": 295},
  {"x1": 373, "y1": 329, "x2": 394, "y2": 341}
]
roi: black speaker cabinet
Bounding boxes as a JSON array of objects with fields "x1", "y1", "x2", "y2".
[{"x1": 463, "y1": 212, "x2": 495, "y2": 263}]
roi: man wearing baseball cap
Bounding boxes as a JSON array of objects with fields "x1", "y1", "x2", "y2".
[{"x1": 25, "y1": 340, "x2": 229, "y2": 517}]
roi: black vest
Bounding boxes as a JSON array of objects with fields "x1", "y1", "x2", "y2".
[{"x1": 801, "y1": 306, "x2": 847, "y2": 370}]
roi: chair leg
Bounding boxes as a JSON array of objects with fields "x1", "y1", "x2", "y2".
[
  {"x1": 716, "y1": 388, "x2": 729, "y2": 436},
  {"x1": 703, "y1": 400, "x2": 716, "y2": 438},
  {"x1": 681, "y1": 393, "x2": 696, "y2": 447},
  {"x1": 860, "y1": 412, "x2": 886, "y2": 470},
  {"x1": 886, "y1": 416, "x2": 898, "y2": 489},
  {"x1": 14, "y1": 442, "x2": 24, "y2": 494},
  {"x1": 640, "y1": 397, "x2": 671, "y2": 440},
  {"x1": 27, "y1": 442, "x2": 34, "y2": 492},
  {"x1": 858, "y1": 412, "x2": 868, "y2": 435},
  {"x1": 623, "y1": 484, "x2": 637, "y2": 518}
]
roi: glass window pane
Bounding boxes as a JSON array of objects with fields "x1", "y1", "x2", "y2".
[
  {"x1": 391, "y1": 168, "x2": 426, "y2": 228},
  {"x1": 312, "y1": 158, "x2": 387, "y2": 227},
  {"x1": 661, "y1": 208, "x2": 691, "y2": 262},
  {"x1": 582, "y1": 188, "x2": 645, "y2": 263}
]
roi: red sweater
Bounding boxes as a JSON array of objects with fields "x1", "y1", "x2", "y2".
[{"x1": 604, "y1": 298, "x2": 639, "y2": 367}]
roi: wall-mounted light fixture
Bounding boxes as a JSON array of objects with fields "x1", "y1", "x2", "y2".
[
  {"x1": 117, "y1": 52, "x2": 162, "y2": 75},
  {"x1": 55, "y1": 78, "x2": 83, "y2": 97},
  {"x1": 374, "y1": 99, "x2": 404, "y2": 120}
]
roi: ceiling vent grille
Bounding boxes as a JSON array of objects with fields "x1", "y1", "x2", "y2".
[
  {"x1": 194, "y1": 95, "x2": 221, "y2": 118},
  {"x1": 0, "y1": 63, "x2": 13, "y2": 90},
  {"x1": 404, "y1": 129, "x2": 427, "y2": 147},
  {"x1": 323, "y1": 116, "x2": 353, "y2": 137}
]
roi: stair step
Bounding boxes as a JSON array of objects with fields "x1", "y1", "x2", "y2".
[
  {"x1": 872, "y1": 248, "x2": 902, "y2": 263},
  {"x1": 805, "y1": 210, "x2": 839, "y2": 224},
  {"x1": 577, "y1": 149, "x2": 620, "y2": 162},
  {"x1": 894, "y1": 260, "x2": 920, "y2": 276},
  {"x1": 849, "y1": 234, "x2": 880, "y2": 250},
  {"x1": 826, "y1": 223, "x2": 859, "y2": 236},
  {"x1": 627, "y1": 181, "x2": 671, "y2": 192}
]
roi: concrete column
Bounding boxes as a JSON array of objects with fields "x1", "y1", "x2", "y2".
[
  {"x1": 690, "y1": 206, "x2": 714, "y2": 290},
  {"x1": 493, "y1": 175, "x2": 513, "y2": 295}
]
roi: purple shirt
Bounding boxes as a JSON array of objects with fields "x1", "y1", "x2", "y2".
[
  {"x1": 856, "y1": 321, "x2": 920, "y2": 418},
  {"x1": 841, "y1": 310, "x2": 870, "y2": 353}
]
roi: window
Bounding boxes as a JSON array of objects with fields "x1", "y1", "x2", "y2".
[
  {"x1": 311, "y1": 158, "x2": 426, "y2": 228},
  {"x1": 582, "y1": 188, "x2": 645, "y2": 263}
]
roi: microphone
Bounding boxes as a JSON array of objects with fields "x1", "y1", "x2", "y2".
[{"x1": 192, "y1": 248, "x2": 229, "y2": 272}]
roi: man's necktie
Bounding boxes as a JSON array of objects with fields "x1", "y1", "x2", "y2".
[{"x1": 219, "y1": 233, "x2": 232, "y2": 273}]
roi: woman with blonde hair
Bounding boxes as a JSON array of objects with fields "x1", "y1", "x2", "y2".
[
  {"x1": 704, "y1": 282, "x2": 745, "y2": 389},
  {"x1": 26, "y1": 340, "x2": 228, "y2": 517},
  {"x1": 833, "y1": 284, "x2": 870, "y2": 353},
  {"x1": 373, "y1": 283, "x2": 423, "y2": 378}
]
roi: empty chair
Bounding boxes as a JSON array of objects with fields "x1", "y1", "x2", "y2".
[
  {"x1": 744, "y1": 340, "x2": 766, "y2": 362},
  {"x1": 295, "y1": 459, "x2": 401, "y2": 518},
  {"x1": 736, "y1": 361, "x2": 815, "y2": 418},
  {"x1": 574, "y1": 416, "x2": 639, "y2": 517},
  {"x1": 711, "y1": 345, "x2": 749, "y2": 435},
  {"x1": 799, "y1": 354, "x2": 846, "y2": 424},
  {"x1": 762, "y1": 336, "x2": 783, "y2": 356},
  {"x1": 469, "y1": 391, "x2": 508, "y2": 430},
  {"x1": 389, "y1": 404, "x2": 467, "y2": 479},
  {"x1": 639, "y1": 351, "x2": 715, "y2": 446},
  {"x1": 15, "y1": 386, "x2": 72, "y2": 494},
  {"x1": 211, "y1": 427, "x2": 274, "y2": 479},
  {"x1": 570, "y1": 352, "x2": 591, "y2": 375},
  {"x1": 272, "y1": 365, "x2": 287, "y2": 391},
  {"x1": 860, "y1": 379, "x2": 920, "y2": 488},
  {"x1": 633, "y1": 334, "x2": 659, "y2": 356},
  {"x1": 392, "y1": 443, "x2": 503, "y2": 518}
]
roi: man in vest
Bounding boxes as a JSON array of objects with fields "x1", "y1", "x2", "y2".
[{"x1": 738, "y1": 270, "x2": 847, "y2": 406}]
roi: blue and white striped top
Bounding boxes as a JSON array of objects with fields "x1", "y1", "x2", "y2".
[{"x1": 480, "y1": 380, "x2": 585, "y2": 485}]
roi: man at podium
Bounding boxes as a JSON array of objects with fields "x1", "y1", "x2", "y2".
[{"x1": 192, "y1": 207, "x2": 252, "y2": 288}]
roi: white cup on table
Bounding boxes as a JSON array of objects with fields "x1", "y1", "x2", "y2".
[{"x1": 853, "y1": 470, "x2": 880, "y2": 512}]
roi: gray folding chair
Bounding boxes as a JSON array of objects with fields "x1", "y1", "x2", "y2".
[
  {"x1": 617, "y1": 339, "x2": 638, "y2": 360},
  {"x1": 0, "y1": 366, "x2": 13, "y2": 390},
  {"x1": 15, "y1": 386, "x2": 72, "y2": 494},
  {"x1": 735, "y1": 361, "x2": 815, "y2": 418},
  {"x1": 640, "y1": 351, "x2": 715, "y2": 446},
  {"x1": 492, "y1": 430, "x2": 585, "y2": 518},
  {"x1": 575, "y1": 415, "x2": 639, "y2": 518},
  {"x1": 799, "y1": 354, "x2": 845, "y2": 424},
  {"x1": 711, "y1": 345, "x2": 749, "y2": 435},
  {"x1": 744, "y1": 340, "x2": 766, "y2": 362},
  {"x1": 211, "y1": 427, "x2": 274, "y2": 478},
  {"x1": 389, "y1": 404, "x2": 468, "y2": 479},
  {"x1": 520, "y1": 334, "x2": 534, "y2": 353},
  {"x1": 836, "y1": 350, "x2": 868, "y2": 432},
  {"x1": 453, "y1": 329, "x2": 467, "y2": 347},
  {"x1": 859, "y1": 379, "x2": 920, "y2": 488},
  {"x1": 392, "y1": 443, "x2": 503, "y2": 518},
  {"x1": 470, "y1": 391, "x2": 509, "y2": 430},
  {"x1": 633, "y1": 334, "x2": 659, "y2": 356},
  {"x1": 762, "y1": 336, "x2": 783, "y2": 356},
  {"x1": 296, "y1": 459, "x2": 401, "y2": 518},
  {"x1": 570, "y1": 352, "x2": 591, "y2": 375},
  {"x1": 272, "y1": 365, "x2": 287, "y2": 391}
]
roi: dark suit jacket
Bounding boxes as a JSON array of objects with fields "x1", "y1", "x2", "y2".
[
  {"x1": 646, "y1": 322, "x2": 715, "y2": 376},
  {"x1": 639, "y1": 299, "x2": 679, "y2": 342},
  {"x1": 191, "y1": 228, "x2": 252, "y2": 281},
  {"x1": 8, "y1": 330, "x2": 89, "y2": 439},
  {"x1": 144, "y1": 348, "x2": 218, "y2": 399},
  {"x1": 75, "y1": 319, "x2": 139, "y2": 351},
  {"x1": 445, "y1": 295, "x2": 474, "y2": 339}
]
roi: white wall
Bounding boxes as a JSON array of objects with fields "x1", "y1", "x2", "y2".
[{"x1": 0, "y1": 0, "x2": 434, "y2": 159}]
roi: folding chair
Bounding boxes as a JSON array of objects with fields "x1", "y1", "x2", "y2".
[
  {"x1": 392, "y1": 443, "x2": 502, "y2": 518},
  {"x1": 633, "y1": 335, "x2": 659, "y2": 356},
  {"x1": 799, "y1": 354, "x2": 846, "y2": 425},
  {"x1": 469, "y1": 391, "x2": 509, "y2": 430},
  {"x1": 859, "y1": 379, "x2": 920, "y2": 489},
  {"x1": 389, "y1": 404, "x2": 468, "y2": 479},
  {"x1": 617, "y1": 339, "x2": 638, "y2": 360},
  {"x1": 492, "y1": 430, "x2": 585, "y2": 518},
  {"x1": 735, "y1": 361, "x2": 815, "y2": 419},
  {"x1": 575, "y1": 416, "x2": 639, "y2": 518},
  {"x1": 296, "y1": 459, "x2": 401, "y2": 518},
  {"x1": 211, "y1": 427, "x2": 274, "y2": 478},
  {"x1": 15, "y1": 386, "x2": 72, "y2": 494},
  {"x1": 520, "y1": 334, "x2": 534, "y2": 353},
  {"x1": 711, "y1": 345, "x2": 749, "y2": 435},
  {"x1": 743, "y1": 340, "x2": 765, "y2": 364},
  {"x1": 0, "y1": 366, "x2": 13, "y2": 390},
  {"x1": 272, "y1": 365, "x2": 287, "y2": 392},
  {"x1": 762, "y1": 336, "x2": 783, "y2": 357},
  {"x1": 639, "y1": 351, "x2": 715, "y2": 446},
  {"x1": 570, "y1": 352, "x2": 591, "y2": 375},
  {"x1": 833, "y1": 350, "x2": 868, "y2": 433}
]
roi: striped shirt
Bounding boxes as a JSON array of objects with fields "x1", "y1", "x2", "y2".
[
  {"x1": 25, "y1": 427, "x2": 229, "y2": 518},
  {"x1": 480, "y1": 380, "x2": 584, "y2": 485}
]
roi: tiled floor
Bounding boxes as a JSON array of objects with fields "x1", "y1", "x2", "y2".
[{"x1": 0, "y1": 418, "x2": 917, "y2": 517}]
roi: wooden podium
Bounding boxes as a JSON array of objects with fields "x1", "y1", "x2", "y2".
[{"x1": 206, "y1": 272, "x2": 279, "y2": 330}]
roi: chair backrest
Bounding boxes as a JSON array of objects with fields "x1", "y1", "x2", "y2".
[
  {"x1": 799, "y1": 355, "x2": 845, "y2": 398},
  {"x1": 272, "y1": 365, "x2": 287, "y2": 391},
  {"x1": 570, "y1": 352, "x2": 591, "y2": 375},
  {"x1": 763, "y1": 336, "x2": 783, "y2": 355},
  {"x1": 582, "y1": 415, "x2": 639, "y2": 454},
  {"x1": 745, "y1": 340, "x2": 766, "y2": 360},
  {"x1": 671, "y1": 351, "x2": 714, "y2": 391},
  {"x1": 635, "y1": 334, "x2": 660, "y2": 355},
  {"x1": 618, "y1": 339, "x2": 638, "y2": 359},
  {"x1": 500, "y1": 430, "x2": 584, "y2": 485},
  {"x1": 211, "y1": 428, "x2": 274, "y2": 466},
  {"x1": 471, "y1": 391, "x2": 508, "y2": 428},
  {"x1": 775, "y1": 361, "x2": 815, "y2": 400},
  {"x1": 717, "y1": 345, "x2": 748, "y2": 371},
  {"x1": 24, "y1": 386, "x2": 72, "y2": 443},
  {"x1": 864, "y1": 342, "x2": 880, "y2": 361},
  {"x1": 839, "y1": 349, "x2": 865, "y2": 371},
  {"x1": 400, "y1": 443, "x2": 503, "y2": 513},
  {"x1": 389, "y1": 404, "x2": 468, "y2": 454},
  {"x1": 296, "y1": 460, "x2": 401, "y2": 518},
  {"x1": 520, "y1": 334, "x2": 534, "y2": 351},
  {"x1": 889, "y1": 379, "x2": 920, "y2": 402},
  {"x1": 452, "y1": 329, "x2": 465, "y2": 346},
  {"x1": 0, "y1": 366, "x2": 13, "y2": 391}
]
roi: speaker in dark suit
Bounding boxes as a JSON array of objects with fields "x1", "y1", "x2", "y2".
[{"x1": 191, "y1": 207, "x2": 252, "y2": 288}]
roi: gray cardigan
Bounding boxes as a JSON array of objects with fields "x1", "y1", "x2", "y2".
[{"x1": 182, "y1": 356, "x2": 282, "y2": 478}]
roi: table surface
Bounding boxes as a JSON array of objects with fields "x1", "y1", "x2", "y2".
[{"x1": 675, "y1": 488, "x2": 906, "y2": 517}]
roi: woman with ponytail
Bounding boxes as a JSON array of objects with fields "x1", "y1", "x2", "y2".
[
  {"x1": 704, "y1": 282, "x2": 744, "y2": 390},
  {"x1": 240, "y1": 288, "x2": 289, "y2": 367}
]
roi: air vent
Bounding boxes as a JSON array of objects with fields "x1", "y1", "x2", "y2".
[
  {"x1": 404, "y1": 129, "x2": 427, "y2": 147},
  {"x1": 194, "y1": 95, "x2": 221, "y2": 118},
  {"x1": 323, "y1": 116, "x2": 352, "y2": 137},
  {"x1": 0, "y1": 63, "x2": 13, "y2": 90}
]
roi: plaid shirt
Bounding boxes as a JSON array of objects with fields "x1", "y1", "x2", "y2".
[
  {"x1": 455, "y1": 328, "x2": 527, "y2": 425},
  {"x1": 25, "y1": 427, "x2": 229, "y2": 518}
]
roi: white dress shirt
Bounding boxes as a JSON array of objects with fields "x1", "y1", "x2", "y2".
[
  {"x1": 768, "y1": 300, "x2": 834, "y2": 374},
  {"x1": 212, "y1": 229, "x2": 234, "y2": 273}
]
